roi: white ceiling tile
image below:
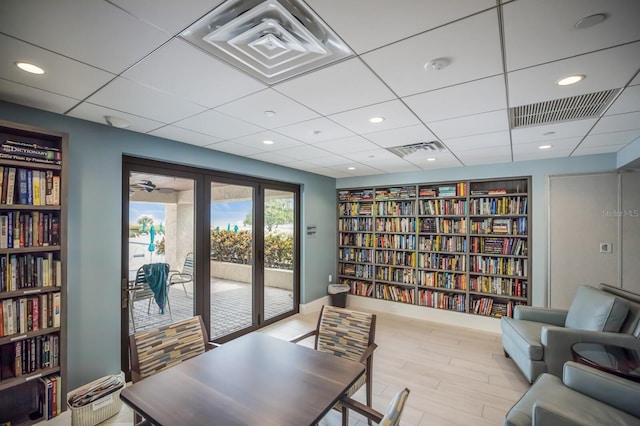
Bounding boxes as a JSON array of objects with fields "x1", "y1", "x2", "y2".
[
  {"x1": 274, "y1": 58, "x2": 395, "y2": 115},
  {"x1": 247, "y1": 151, "x2": 298, "y2": 164},
  {"x1": 428, "y1": 110, "x2": 509, "y2": 140},
  {"x1": 364, "y1": 125, "x2": 437, "y2": 148},
  {"x1": 508, "y1": 42, "x2": 640, "y2": 107},
  {"x1": 511, "y1": 119, "x2": 597, "y2": 145},
  {"x1": 306, "y1": 167, "x2": 351, "y2": 178},
  {"x1": 580, "y1": 130, "x2": 640, "y2": 148},
  {"x1": 503, "y1": 0, "x2": 640, "y2": 71},
  {"x1": 335, "y1": 164, "x2": 384, "y2": 177},
  {"x1": 0, "y1": 0, "x2": 170, "y2": 73},
  {"x1": 631, "y1": 74, "x2": 640, "y2": 86},
  {"x1": 87, "y1": 77, "x2": 206, "y2": 123},
  {"x1": 215, "y1": 89, "x2": 318, "y2": 128},
  {"x1": 314, "y1": 136, "x2": 382, "y2": 154},
  {"x1": 512, "y1": 138, "x2": 581, "y2": 156},
  {"x1": 442, "y1": 131, "x2": 510, "y2": 153},
  {"x1": 573, "y1": 144, "x2": 628, "y2": 156},
  {"x1": 173, "y1": 110, "x2": 262, "y2": 139},
  {"x1": 229, "y1": 131, "x2": 306, "y2": 151},
  {"x1": 68, "y1": 102, "x2": 164, "y2": 133},
  {"x1": 307, "y1": 155, "x2": 354, "y2": 167},
  {"x1": 0, "y1": 35, "x2": 115, "y2": 100},
  {"x1": 205, "y1": 141, "x2": 264, "y2": 157},
  {"x1": 124, "y1": 39, "x2": 266, "y2": 109},
  {"x1": 329, "y1": 100, "x2": 421, "y2": 134},
  {"x1": 148, "y1": 126, "x2": 222, "y2": 147},
  {"x1": 274, "y1": 118, "x2": 354, "y2": 144},
  {"x1": 403, "y1": 76, "x2": 507, "y2": 122},
  {"x1": 108, "y1": 0, "x2": 221, "y2": 35},
  {"x1": 456, "y1": 147, "x2": 512, "y2": 165},
  {"x1": 363, "y1": 160, "x2": 422, "y2": 174},
  {"x1": 362, "y1": 10, "x2": 503, "y2": 97},
  {"x1": 408, "y1": 151, "x2": 464, "y2": 168},
  {"x1": 341, "y1": 149, "x2": 400, "y2": 162},
  {"x1": 605, "y1": 85, "x2": 640, "y2": 116},
  {"x1": 0, "y1": 79, "x2": 79, "y2": 114},
  {"x1": 591, "y1": 111, "x2": 640, "y2": 134},
  {"x1": 306, "y1": 0, "x2": 495, "y2": 53},
  {"x1": 282, "y1": 160, "x2": 329, "y2": 171},
  {"x1": 513, "y1": 147, "x2": 575, "y2": 162},
  {"x1": 280, "y1": 145, "x2": 334, "y2": 160}
]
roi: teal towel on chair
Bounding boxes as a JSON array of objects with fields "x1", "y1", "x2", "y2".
[{"x1": 143, "y1": 263, "x2": 170, "y2": 314}]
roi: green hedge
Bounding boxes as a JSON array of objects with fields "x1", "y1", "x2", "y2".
[{"x1": 210, "y1": 230, "x2": 293, "y2": 270}]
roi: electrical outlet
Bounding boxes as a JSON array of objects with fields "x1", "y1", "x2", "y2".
[
  {"x1": 329, "y1": 274, "x2": 332, "y2": 283},
  {"x1": 599, "y1": 242, "x2": 612, "y2": 253}
]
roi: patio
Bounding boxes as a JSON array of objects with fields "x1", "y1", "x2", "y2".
[{"x1": 129, "y1": 278, "x2": 294, "y2": 339}]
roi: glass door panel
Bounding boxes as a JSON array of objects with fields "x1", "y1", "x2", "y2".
[
  {"x1": 127, "y1": 171, "x2": 196, "y2": 335},
  {"x1": 209, "y1": 182, "x2": 255, "y2": 339},
  {"x1": 263, "y1": 188, "x2": 296, "y2": 321}
]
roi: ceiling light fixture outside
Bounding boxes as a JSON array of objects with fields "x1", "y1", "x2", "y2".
[
  {"x1": 538, "y1": 145, "x2": 552, "y2": 150},
  {"x1": 180, "y1": 0, "x2": 353, "y2": 84},
  {"x1": 427, "y1": 158, "x2": 436, "y2": 161},
  {"x1": 575, "y1": 13, "x2": 607, "y2": 29},
  {"x1": 104, "y1": 115, "x2": 131, "y2": 128},
  {"x1": 424, "y1": 58, "x2": 450, "y2": 71},
  {"x1": 263, "y1": 140, "x2": 274, "y2": 145},
  {"x1": 556, "y1": 75, "x2": 585, "y2": 86},
  {"x1": 264, "y1": 110, "x2": 276, "y2": 116},
  {"x1": 369, "y1": 117, "x2": 385, "y2": 123},
  {"x1": 348, "y1": 167, "x2": 356, "y2": 170},
  {"x1": 15, "y1": 62, "x2": 45, "y2": 75}
]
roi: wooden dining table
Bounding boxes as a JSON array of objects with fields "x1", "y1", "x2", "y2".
[{"x1": 120, "y1": 332, "x2": 365, "y2": 425}]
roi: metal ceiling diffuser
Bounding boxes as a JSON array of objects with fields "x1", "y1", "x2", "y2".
[
  {"x1": 510, "y1": 89, "x2": 621, "y2": 128},
  {"x1": 386, "y1": 141, "x2": 445, "y2": 158},
  {"x1": 180, "y1": 0, "x2": 353, "y2": 84}
]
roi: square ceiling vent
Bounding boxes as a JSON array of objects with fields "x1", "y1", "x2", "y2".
[
  {"x1": 386, "y1": 141, "x2": 445, "y2": 158},
  {"x1": 180, "y1": 0, "x2": 353, "y2": 84}
]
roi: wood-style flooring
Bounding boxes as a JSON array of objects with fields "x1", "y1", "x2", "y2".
[{"x1": 101, "y1": 309, "x2": 529, "y2": 426}]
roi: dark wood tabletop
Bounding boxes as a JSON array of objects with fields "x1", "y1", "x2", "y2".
[
  {"x1": 571, "y1": 342, "x2": 640, "y2": 383},
  {"x1": 120, "y1": 332, "x2": 365, "y2": 426}
]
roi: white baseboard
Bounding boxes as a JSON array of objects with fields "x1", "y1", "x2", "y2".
[
  {"x1": 35, "y1": 410, "x2": 71, "y2": 425},
  {"x1": 300, "y1": 295, "x2": 501, "y2": 334}
]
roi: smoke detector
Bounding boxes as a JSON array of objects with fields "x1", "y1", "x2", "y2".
[
  {"x1": 386, "y1": 141, "x2": 445, "y2": 158},
  {"x1": 180, "y1": 0, "x2": 353, "y2": 84}
]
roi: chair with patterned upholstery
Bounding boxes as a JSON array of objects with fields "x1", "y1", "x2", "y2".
[
  {"x1": 291, "y1": 305, "x2": 377, "y2": 424},
  {"x1": 340, "y1": 387, "x2": 410, "y2": 426},
  {"x1": 129, "y1": 315, "x2": 215, "y2": 424}
]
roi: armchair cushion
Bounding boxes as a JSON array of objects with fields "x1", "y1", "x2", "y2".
[
  {"x1": 565, "y1": 285, "x2": 629, "y2": 332},
  {"x1": 501, "y1": 318, "x2": 544, "y2": 360}
]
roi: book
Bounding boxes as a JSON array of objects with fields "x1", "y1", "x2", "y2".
[
  {"x1": 0, "y1": 166, "x2": 7, "y2": 203},
  {"x1": 33, "y1": 170, "x2": 41, "y2": 205},
  {"x1": 45, "y1": 170, "x2": 53, "y2": 205},
  {"x1": 0, "y1": 215, "x2": 7, "y2": 249},
  {"x1": 17, "y1": 168, "x2": 28, "y2": 205},
  {"x1": 6, "y1": 167, "x2": 16, "y2": 205},
  {"x1": 51, "y1": 175, "x2": 60, "y2": 206},
  {"x1": 0, "y1": 140, "x2": 61, "y2": 164},
  {"x1": 52, "y1": 293, "x2": 61, "y2": 328},
  {"x1": 40, "y1": 294, "x2": 48, "y2": 329}
]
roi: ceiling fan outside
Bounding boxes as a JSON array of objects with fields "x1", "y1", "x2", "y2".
[{"x1": 129, "y1": 180, "x2": 175, "y2": 194}]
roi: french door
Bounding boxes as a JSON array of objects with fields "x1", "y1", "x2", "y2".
[{"x1": 121, "y1": 157, "x2": 299, "y2": 373}]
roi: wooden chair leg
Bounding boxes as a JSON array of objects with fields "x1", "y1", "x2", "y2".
[{"x1": 342, "y1": 405, "x2": 349, "y2": 426}]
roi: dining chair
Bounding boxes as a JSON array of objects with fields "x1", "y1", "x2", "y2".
[
  {"x1": 291, "y1": 305, "x2": 377, "y2": 424},
  {"x1": 340, "y1": 388, "x2": 410, "y2": 426},
  {"x1": 129, "y1": 263, "x2": 172, "y2": 332},
  {"x1": 169, "y1": 252, "x2": 193, "y2": 297},
  {"x1": 129, "y1": 315, "x2": 215, "y2": 424}
]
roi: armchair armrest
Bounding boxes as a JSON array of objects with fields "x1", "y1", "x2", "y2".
[
  {"x1": 541, "y1": 327, "x2": 640, "y2": 377},
  {"x1": 357, "y1": 342, "x2": 378, "y2": 364},
  {"x1": 289, "y1": 329, "x2": 317, "y2": 343},
  {"x1": 532, "y1": 400, "x2": 588, "y2": 426},
  {"x1": 340, "y1": 396, "x2": 384, "y2": 424},
  {"x1": 514, "y1": 306, "x2": 568, "y2": 326},
  {"x1": 563, "y1": 361, "x2": 640, "y2": 418}
]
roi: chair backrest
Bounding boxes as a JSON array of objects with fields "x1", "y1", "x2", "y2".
[
  {"x1": 181, "y1": 252, "x2": 194, "y2": 276},
  {"x1": 129, "y1": 316, "x2": 209, "y2": 382},
  {"x1": 600, "y1": 283, "x2": 640, "y2": 337},
  {"x1": 379, "y1": 388, "x2": 410, "y2": 426},
  {"x1": 131, "y1": 267, "x2": 155, "y2": 302},
  {"x1": 315, "y1": 305, "x2": 376, "y2": 363}
]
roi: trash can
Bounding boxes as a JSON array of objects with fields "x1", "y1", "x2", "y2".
[{"x1": 328, "y1": 284, "x2": 350, "y2": 308}]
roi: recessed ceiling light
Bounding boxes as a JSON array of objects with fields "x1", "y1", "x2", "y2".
[
  {"x1": 313, "y1": 130, "x2": 322, "y2": 135},
  {"x1": 263, "y1": 140, "x2": 274, "y2": 145},
  {"x1": 264, "y1": 110, "x2": 276, "y2": 116},
  {"x1": 15, "y1": 62, "x2": 45, "y2": 75},
  {"x1": 369, "y1": 117, "x2": 384, "y2": 124},
  {"x1": 539, "y1": 145, "x2": 553, "y2": 150},
  {"x1": 575, "y1": 13, "x2": 607, "y2": 29},
  {"x1": 104, "y1": 115, "x2": 131, "y2": 129},
  {"x1": 556, "y1": 75, "x2": 585, "y2": 86},
  {"x1": 427, "y1": 158, "x2": 436, "y2": 162},
  {"x1": 347, "y1": 166, "x2": 356, "y2": 170},
  {"x1": 424, "y1": 57, "x2": 450, "y2": 71}
]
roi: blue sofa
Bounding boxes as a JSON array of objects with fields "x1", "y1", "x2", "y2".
[{"x1": 501, "y1": 283, "x2": 640, "y2": 383}]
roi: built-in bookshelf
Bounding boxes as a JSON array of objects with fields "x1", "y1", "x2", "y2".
[
  {"x1": 337, "y1": 178, "x2": 530, "y2": 318},
  {"x1": 0, "y1": 120, "x2": 67, "y2": 425}
]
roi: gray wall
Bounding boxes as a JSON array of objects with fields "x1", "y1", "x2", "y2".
[
  {"x1": 336, "y1": 155, "x2": 621, "y2": 309},
  {"x1": 0, "y1": 101, "x2": 336, "y2": 389}
]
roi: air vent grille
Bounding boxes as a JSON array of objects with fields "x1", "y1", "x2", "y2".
[
  {"x1": 386, "y1": 141, "x2": 445, "y2": 158},
  {"x1": 510, "y1": 89, "x2": 620, "y2": 128}
]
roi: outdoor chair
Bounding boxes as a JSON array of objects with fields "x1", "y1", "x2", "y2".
[
  {"x1": 129, "y1": 263, "x2": 172, "y2": 333},
  {"x1": 169, "y1": 252, "x2": 193, "y2": 297},
  {"x1": 129, "y1": 315, "x2": 215, "y2": 424},
  {"x1": 341, "y1": 388, "x2": 410, "y2": 426},
  {"x1": 291, "y1": 305, "x2": 377, "y2": 425}
]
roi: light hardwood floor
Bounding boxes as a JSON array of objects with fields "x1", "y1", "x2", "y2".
[{"x1": 101, "y1": 308, "x2": 529, "y2": 426}]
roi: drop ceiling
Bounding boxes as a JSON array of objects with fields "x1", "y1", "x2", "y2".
[{"x1": 0, "y1": 0, "x2": 639, "y2": 178}]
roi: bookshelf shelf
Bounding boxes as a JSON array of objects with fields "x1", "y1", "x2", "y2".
[
  {"x1": 0, "y1": 120, "x2": 67, "y2": 425},
  {"x1": 337, "y1": 177, "x2": 531, "y2": 318}
]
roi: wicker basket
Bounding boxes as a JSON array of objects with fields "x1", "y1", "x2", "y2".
[{"x1": 67, "y1": 373, "x2": 125, "y2": 426}]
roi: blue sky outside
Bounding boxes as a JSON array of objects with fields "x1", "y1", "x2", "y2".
[{"x1": 130, "y1": 201, "x2": 252, "y2": 229}]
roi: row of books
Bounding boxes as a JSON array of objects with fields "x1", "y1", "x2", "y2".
[
  {"x1": 470, "y1": 237, "x2": 528, "y2": 256},
  {"x1": 417, "y1": 271, "x2": 467, "y2": 290},
  {"x1": 376, "y1": 233, "x2": 416, "y2": 250},
  {"x1": 470, "y1": 217, "x2": 527, "y2": 235},
  {"x1": 418, "y1": 290, "x2": 466, "y2": 311},
  {"x1": 418, "y1": 198, "x2": 468, "y2": 216},
  {"x1": 472, "y1": 297, "x2": 495, "y2": 316},
  {"x1": 338, "y1": 217, "x2": 373, "y2": 232},
  {"x1": 339, "y1": 248, "x2": 373, "y2": 263},
  {"x1": 0, "y1": 253, "x2": 62, "y2": 292},
  {"x1": 375, "y1": 217, "x2": 415, "y2": 233},
  {"x1": 0, "y1": 166, "x2": 60, "y2": 206},
  {"x1": 469, "y1": 196, "x2": 527, "y2": 215},
  {"x1": 338, "y1": 190, "x2": 373, "y2": 202},
  {"x1": 374, "y1": 186, "x2": 416, "y2": 200},
  {"x1": 0, "y1": 293, "x2": 61, "y2": 337},
  {"x1": 0, "y1": 211, "x2": 60, "y2": 249},
  {"x1": 38, "y1": 374, "x2": 63, "y2": 420},
  {"x1": 376, "y1": 266, "x2": 414, "y2": 285},
  {"x1": 470, "y1": 276, "x2": 528, "y2": 298},
  {"x1": 470, "y1": 256, "x2": 527, "y2": 277},
  {"x1": 418, "y1": 235, "x2": 467, "y2": 253},
  {"x1": 420, "y1": 217, "x2": 467, "y2": 234},
  {"x1": 339, "y1": 202, "x2": 372, "y2": 216},
  {"x1": 339, "y1": 263, "x2": 374, "y2": 279},
  {"x1": 375, "y1": 250, "x2": 415, "y2": 267},
  {"x1": 339, "y1": 232, "x2": 373, "y2": 248},
  {"x1": 417, "y1": 252, "x2": 466, "y2": 271},
  {"x1": 377, "y1": 284, "x2": 414, "y2": 303},
  {"x1": 0, "y1": 336, "x2": 60, "y2": 381},
  {"x1": 345, "y1": 280, "x2": 374, "y2": 297},
  {"x1": 376, "y1": 200, "x2": 414, "y2": 216},
  {"x1": 0, "y1": 137, "x2": 61, "y2": 165}
]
